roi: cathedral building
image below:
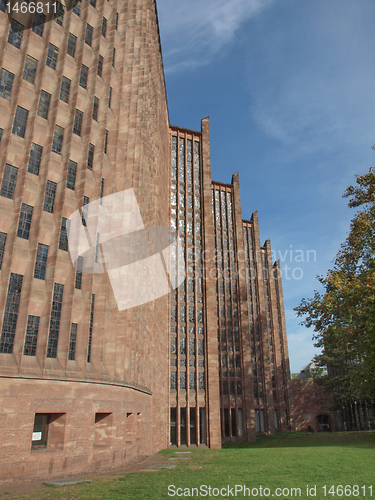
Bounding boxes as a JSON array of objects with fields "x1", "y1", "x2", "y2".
[{"x1": 0, "y1": 0, "x2": 291, "y2": 479}]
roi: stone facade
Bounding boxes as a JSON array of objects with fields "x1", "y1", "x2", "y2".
[{"x1": 0, "y1": 0, "x2": 292, "y2": 480}]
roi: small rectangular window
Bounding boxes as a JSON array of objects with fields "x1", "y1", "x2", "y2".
[
  {"x1": 17, "y1": 204, "x2": 33, "y2": 239},
  {"x1": 37, "y1": 90, "x2": 51, "y2": 119},
  {"x1": 52, "y1": 125, "x2": 64, "y2": 154},
  {"x1": 67, "y1": 160, "x2": 77, "y2": 190},
  {"x1": 108, "y1": 87, "x2": 112, "y2": 108},
  {"x1": 59, "y1": 76, "x2": 71, "y2": 103},
  {"x1": 31, "y1": 413, "x2": 66, "y2": 449},
  {"x1": 75, "y1": 255, "x2": 83, "y2": 289},
  {"x1": 24, "y1": 315, "x2": 40, "y2": 356},
  {"x1": 97, "y1": 55, "x2": 103, "y2": 77},
  {"x1": 68, "y1": 323, "x2": 78, "y2": 360},
  {"x1": 43, "y1": 180, "x2": 57, "y2": 213},
  {"x1": 8, "y1": 19, "x2": 24, "y2": 49},
  {"x1": 87, "y1": 143, "x2": 95, "y2": 169},
  {"x1": 112, "y1": 47, "x2": 116, "y2": 67},
  {"x1": 46, "y1": 43, "x2": 59, "y2": 70},
  {"x1": 0, "y1": 232, "x2": 7, "y2": 270},
  {"x1": 58, "y1": 217, "x2": 69, "y2": 251},
  {"x1": 0, "y1": 69, "x2": 15, "y2": 101},
  {"x1": 73, "y1": 0, "x2": 81, "y2": 15},
  {"x1": 32, "y1": 12, "x2": 46, "y2": 36},
  {"x1": 79, "y1": 64, "x2": 89, "y2": 89},
  {"x1": 55, "y1": 1, "x2": 64, "y2": 25},
  {"x1": 12, "y1": 106, "x2": 28, "y2": 138},
  {"x1": 67, "y1": 33, "x2": 77, "y2": 57},
  {"x1": 0, "y1": 164, "x2": 18, "y2": 199},
  {"x1": 34, "y1": 243, "x2": 49, "y2": 279},
  {"x1": 85, "y1": 23, "x2": 93, "y2": 46},
  {"x1": 23, "y1": 55, "x2": 38, "y2": 84},
  {"x1": 101, "y1": 17, "x2": 107, "y2": 37},
  {"x1": 92, "y1": 97, "x2": 99, "y2": 121},
  {"x1": 73, "y1": 109, "x2": 83, "y2": 136}
]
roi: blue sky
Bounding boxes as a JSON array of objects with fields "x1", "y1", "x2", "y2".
[{"x1": 156, "y1": 0, "x2": 375, "y2": 373}]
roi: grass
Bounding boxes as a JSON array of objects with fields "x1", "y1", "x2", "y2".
[{"x1": 4, "y1": 432, "x2": 375, "y2": 500}]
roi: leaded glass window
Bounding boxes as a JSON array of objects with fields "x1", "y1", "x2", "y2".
[
  {"x1": 43, "y1": 180, "x2": 57, "y2": 213},
  {"x1": 189, "y1": 338, "x2": 195, "y2": 356},
  {"x1": 60, "y1": 76, "x2": 71, "y2": 103},
  {"x1": 87, "y1": 294, "x2": 95, "y2": 362},
  {"x1": 23, "y1": 315, "x2": 40, "y2": 356},
  {"x1": 180, "y1": 338, "x2": 186, "y2": 355},
  {"x1": 79, "y1": 64, "x2": 89, "y2": 88},
  {"x1": 171, "y1": 136, "x2": 177, "y2": 181},
  {"x1": 170, "y1": 371, "x2": 177, "y2": 390},
  {"x1": 194, "y1": 141, "x2": 200, "y2": 185},
  {"x1": 58, "y1": 217, "x2": 69, "y2": 251},
  {"x1": 67, "y1": 33, "x2": 77, "y2": 57},
  {"x1": 187, "y1": 139, "x2": 192, "y2": 184},
  {"x1": 68, "y1": 323, "x2": 77, "y2": 360},
  {"x1": 46, "y1": 283, "x2": 64, "y2": 358},
  {"x1": 52, "y1": 125, "x2": 64, "y2": 154},
  {"x1": 12, "y1": 106, "x2": 28, "y2": 138},
  {"x1": 34, "y1": 243, "x2": 49, "y2": 279},
  {"x1": 0, "y1": 232, "x2": 6, "y2": 269},
  {"x1": 170, "y1": 337, "x2": 176, "y2": 355},
  {"x1": 0, "y1": 69, "x2": 14, "y2": 101},
  {"x1": 75, "y1": 255, "x2": 83, "y2": 289},
  {"x1": 199, "y1": 372, "x2": 205, "y2": 390},
  {"x1": 67, "y1": 160, "x2": 77, "y2": 190},
  {"x1": 17, "y1": 204, "x2": 33, "y2": 239},
  {"x1": 1, "y1": 164, "x2": 18, "y2": 199},
  {"x1": 73, "y1": 109, "x2": 83, "y2": 135},
  {"x1": 189, "y1": 372, "x2": 196, "y2": 390},
  {"x1": 0, "y1": 273, "x2": 23, "y2": 353},
  {"x1": 28, "y1": 143, "x2": 43, "y2": 175},
  {"x1": 180, "y1": 372, "x2": 186, "y2": 390},
  {"x1": 179, "y1": 138, "x2": 185, "y2": 183}
]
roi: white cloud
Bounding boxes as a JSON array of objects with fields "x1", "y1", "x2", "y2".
[{"x1": 156, "y1": 0, "x2": 274, "y2": 72}]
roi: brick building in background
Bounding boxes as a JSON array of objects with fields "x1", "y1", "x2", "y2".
[{"x1": 0, "y1": 0, "x2": 291, "y2": 479}]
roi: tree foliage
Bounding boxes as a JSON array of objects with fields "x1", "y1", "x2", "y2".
[{"x1": 295, "y1": 165, "x2": 375, "y2": 405}]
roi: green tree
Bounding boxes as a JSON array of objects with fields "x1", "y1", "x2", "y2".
[{"x1": 295, "y1": 166, "x2": 375, "y2": 406}]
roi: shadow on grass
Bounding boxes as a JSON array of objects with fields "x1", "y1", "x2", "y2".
[{"x1": 222, "y1": 431, "x2": 375, "y2": 449}]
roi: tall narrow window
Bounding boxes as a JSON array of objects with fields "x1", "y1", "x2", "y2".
[
  {"x1": 43, "y1": 180, "x2": 57, "y2": 213},
  {"x1": 67, "y1": 33, "x2": 77, "y2": 57},
  {"x1": 104, "y1": 130, "x2": 108, "y2": 154},
  {"x1": 108, "y1": 87, "x2": 112, "y2": 108},
  {"x1": 55, "y1": 1, "x2": 64, "y2": 25},
  {"x1": 0, "y1": 128, "x2": 3, "y2": 143},
  {"x1": 58, "y1": 217, "x2": 69, "y2": 251},
  {"x1": 0, "y1": 69, "x2": 15, "y2": 101},
  {"x1": 17, "y1": 204, "x2": 33, "y2": 239},
  {"x1": 0, "y1": 273, "x2": 23, "y2": 354},
  {"x1": 75, "y1": 255, "x2": 83, "y2": 289},
  {"x1": 79, "y1": 64, "x2": 89, "y2": 89},
  {"x1": 85, "y1": 23, "x2": 93, "y2": 46},
  {"x1": 87, "y1": 143, "x2": 95, "y2": 169},
  {"x1": 68, "y1": 323, "x2": 78, "y2": 360},
  {"x1": 97, "y1": 55, "x2": 103, "y2": 77},
  {"x1": 52, "y1": 125, "x2": 64, "y2": 154},
  {"x1": 34, "y1": 243, "x2": 49, "y2": 279},
  {"x1": 46, "y1": 43, "x2": 59, "y2": 70},
  {"x1": 37, "y1": 90, "x2": 51, "y2": 119},
  {"x1": 92, "y1": 97, "x2": 99, "y2": 121},
  {"x1": 73, "y1": 109, "x2": 83, "y2": 136},
  {"x1": 23, "y1": 316, "x2": 40, "y2": 356},
  {"x1": 87, "y1": 294, "x2": 95, "y2": 362},
  {"x1": 1, "y1": 164, "x2": 18, "y2": 199},
  {"x1": 12, "y1": 106, "x2": 28, "y2": 138},
  {"x1": 0, "y1": 232, "x2": 7, "y2": 269},
  {"x1": 73, "y1": 0, "x2": 81, "y2": 15},
  {"x1": 82, "y1": 196, "x2": 89, "y2": 226},
  {"x1": 112, "y1": 47, "x2": 116, "y2": 67},
  {"x1": 46, "y1": 283, "x2": 64, "y2": 358},
  {"x1": 67, "y1": 160, "x2": 77, "y2": 190},
  {"x1": 23, "y1": 55, "x2": 38, "y2": 84},
  {"x1": 101, "y1": 17, "x2": 107, "y2": 37},
  {"x1": 95, "y1": 233, "x2": 100, "y2": 262},
  {"x1": 27, "y1": 142, "x2": 43, "y2": 175},
  {"x1": 8, "y1": 19, "x2": 24, "y2": 49},
  {"x1": 32, "y1": 12, "x2": 45, "y2": 36},
  {"x1": 100, "y1": 178, "x2": 104, "y2": 202},
  {"x1": 60, "y1": 76, "x2": 71, "y2": 103},
  {"x1": 115, "y1": 12, "x2": 119, "y2": 30}
]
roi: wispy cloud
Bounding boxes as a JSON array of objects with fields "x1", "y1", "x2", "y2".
[{"x1": 156, "y1": 0, "x2": 274, "y2": 72}]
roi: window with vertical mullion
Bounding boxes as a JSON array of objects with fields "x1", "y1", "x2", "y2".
[
  {"x1": 73, "y1": 109, "x2": 83, "y2": 136},
  {"x1": 67, "y1": 33, "x2": 77, "y2": 57},
  {"x1": 17, "y1": 204, "x2": 33, "y2": 239},
  {"x1": 23, "y1": 55, "x2": 38, "y2": 84},
  {"x1": 92, "y1": 97, "x2": 99, "y2": 121},
  {"x1": 8, "y1": 19, "x2": 24, "y2": 48},
  {"x1": 34, "y1": 243, "x2": 49, "y2": 279},
  {"x1": 12, "y1": 106, "x2": 28, "y2": 137},
  {"x1": 23, "y1": 315, "x2": 40, "y2": 356},
  {"x1": 52, "y1": 125, "x2": 64, "y2": 154},
  {"x1": 79, "y1": 64, "x2": 89, "y2": 88},
  {"x1": 67, "y1": 160, "x2": 77, "y2": 190},
  {"x1": 37, "y1": 90, "x2": 51, "y2": 119},
  {"x1": 46, "y1": 43, "x2": 59, "y2": 70},
  {"x1": 43, "y1": 180, "x2": 57, "y2": 213},
  {"x1": 0, "y1": 232, "x2": 7, "y2": 269},
  {"x1": 85, "y1": 23, "x2": 93, "y2": 46},
  {"x1": 59, "y1": 76, "x2": 71, "y2": 103},
  {"x1": 87, "y1": 143, "x2": 95, "y2": 169},
  {"x1": 0, "y1": 69, "x2": 15, "y2": 101},
  {"x1": 0, "y1": 164, "x2": 18, "y2": 199}
]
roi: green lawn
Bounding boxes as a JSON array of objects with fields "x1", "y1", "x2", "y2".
[{"x1": 4, "y1": 432, "x2": 375, "y2": 500}]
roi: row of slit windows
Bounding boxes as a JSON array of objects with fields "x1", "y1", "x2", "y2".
[
  {"x1": 170, "y1": 371, "x2": 205, "y2": 391},
  {"x1": 31, "y1": 410, "x2": 135, "y2": 450},
  {"x1": 0, "y1": 271, "x2": 95, "y2": 359}
]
